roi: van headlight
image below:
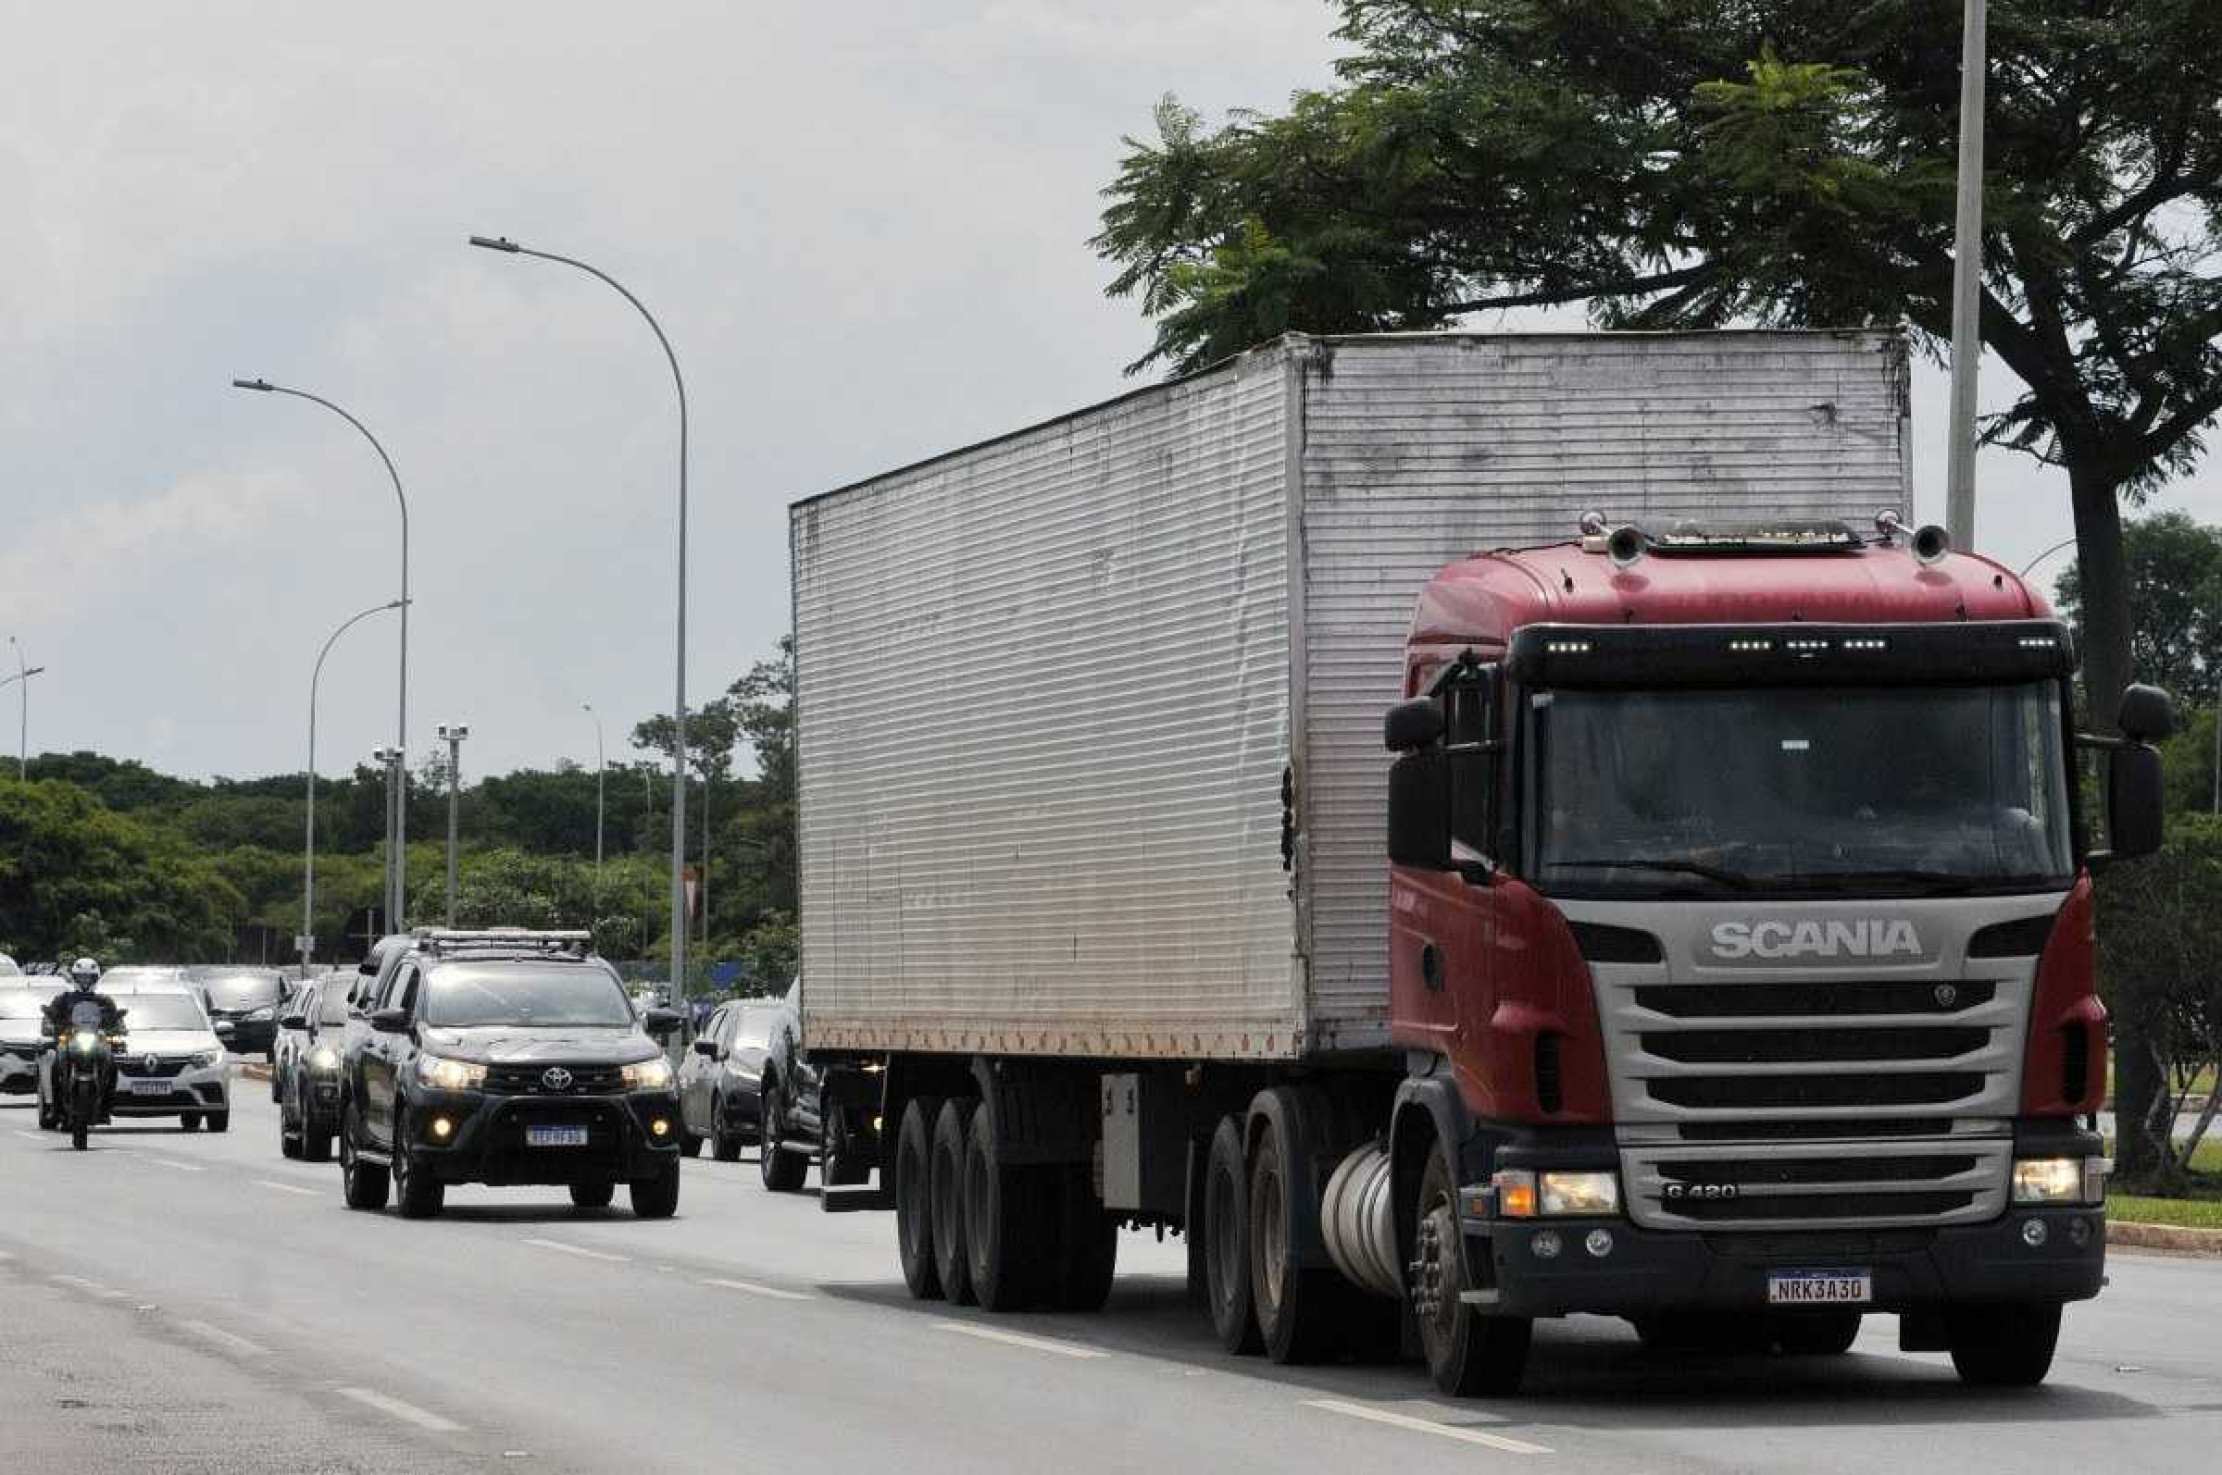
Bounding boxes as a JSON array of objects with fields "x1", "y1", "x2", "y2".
[
  {"x1": 416, "y1": 1054, "x2": 486, "y2": 1090},
  {"x1": 621, "y1": 1057, "x2": 673, "y2": 1091}
]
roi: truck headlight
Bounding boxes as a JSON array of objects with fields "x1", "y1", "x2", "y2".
[
  {"x1": 2012, "y1": 1156, "x2": 2106, "y2": 1205},
  {"x1": 416, "y1": 1054, "x2": 486, "y2": 1090},
  {"x1": 621, "y1": 1057, "x2": 674, "y2": 1091},
  {"x1": 1540, "y1": 1171, "x2": 1622, "y2": 1217}
]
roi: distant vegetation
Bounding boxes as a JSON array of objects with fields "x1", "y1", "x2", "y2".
[{"x1": 0, "y1": 640, "x2": 796, "y2": 986}]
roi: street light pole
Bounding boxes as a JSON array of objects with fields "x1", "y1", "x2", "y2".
[
  {"x1": 469, "y1": 234, "x2": 689, "y2": 999},
  {"x1": 438, "y1": 723, "x2": 469, "y2": 926},
  {"x1": 583, "y1": 703, "x2": 606, "y2": 920},
  {"x1": 369, "y1": 747, "x2": 401, "y2": 933},
  {"x1": 1944, "y1": 0, "x2": 1988, "y2": 551},
  {"x1": 5, "y1": 637, "x2": 41, "y2": 780},
  {"x1": 233, "y1": 377, "x2": 412, "y2": 930},
  {"x1": 307, "y1": 601, "x2": 404, "y2": 974}
]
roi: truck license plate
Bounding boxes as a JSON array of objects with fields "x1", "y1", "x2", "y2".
[
  {"x1": 527, "y1": 1125, "x2": 588, "y2": 1148},
  {"x1": 1767, "y1": 1269, "x2": 1872, "y2": 1305},
  {"x1": 123, "y1": 1078, "x2": 172, "y2": 1097}
]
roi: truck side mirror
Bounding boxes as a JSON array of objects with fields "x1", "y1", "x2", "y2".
[
  {"x1": 2117, "y1": 683, "x2": 2176, "y2": 743},
  {"x1": 1384, "y1": 698, "x2": 1444, "y2": 753},
  {"x1": 2106, "y1": 742, "x2": 2165, "y2": 860},
  {"x1": 1388, "y1": 750, "x2": 1453, "y2": 869}
]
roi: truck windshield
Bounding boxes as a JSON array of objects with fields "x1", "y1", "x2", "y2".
[{"x1": 1528, "y1": 682, "x2": 2073, "y2": 897}]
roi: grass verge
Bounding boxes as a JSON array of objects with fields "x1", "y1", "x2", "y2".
[{"x1": 2112, "y1": 1194, "x2": 2222, "y2": 1231}]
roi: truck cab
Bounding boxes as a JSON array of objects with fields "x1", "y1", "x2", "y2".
[{"x1": 1384, "y1": 514, "x2": 2171, "y2": 1389}]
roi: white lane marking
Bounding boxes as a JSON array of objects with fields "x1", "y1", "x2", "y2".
[
  {"x1": 50, "y1": 1274, "x2": 127, "y2": 1301},
  {"x1": 521, "y1": 1237, "x2": 629, "y2": 1263},
  {"x1": 701, "y1": 1277, "x2": 813, "y2": 1302},
  {"x1": 137, "y1": 1156, "x2": 206, "y2": 1173},
  {"x1": 336, "y1": 1386, "x2": 467, "y2": 1434},
  {"x1": 254, "y1": 1179, "x2": 319, "y2": 1197},
  {"x1": 14, "y1": 1131, "x2": 46, "y2": 1142},
  {"x1": 1302, "y1": 1399, "x2": 1553, "y2": 1455},
  {"x1": 933, "y1": 1320, "x2": 1104, "y2": 1359},
  {"x1": 179, "y1": 1319, "x2": 270, "y2": 1357}
]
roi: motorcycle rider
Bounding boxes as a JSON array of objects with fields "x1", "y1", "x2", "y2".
[{"x1": 43, "y1": 958, "x2": 123, "y2": 1123}]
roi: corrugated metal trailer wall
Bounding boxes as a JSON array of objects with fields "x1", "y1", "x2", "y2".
[
  {"x1": 793, "y1": 330, "x2": 1910, "y2": 1063},
  {"x1": 1292, "y1": 332, "x2": 1911, "y2": 1050}
]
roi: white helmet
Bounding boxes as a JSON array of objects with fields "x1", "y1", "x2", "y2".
[
  {"x1": 0, "y1": 952, "x2": 19, "y2": 977},
  {"x1": 67, "y1": 957, "x2": 100, "y2": 990}
]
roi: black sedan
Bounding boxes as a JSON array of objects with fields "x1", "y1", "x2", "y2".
[
  {"x1": 676, "y1": 1000, "x2": 780, "y2": 1161},
  {"x1": 196, "y1": 970, "x2": 291, "y2": 1058}
]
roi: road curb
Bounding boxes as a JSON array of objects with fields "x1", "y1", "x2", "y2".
[{"x1": 2109, "y1": 1220, "x2": 2222, "y2": 1255}]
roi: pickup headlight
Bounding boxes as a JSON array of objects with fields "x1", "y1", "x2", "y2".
[
  {"x1": 621, "y1": 1057, "x2": 674, "y2": 1091},
  {"x1": 1488, "y1": 1168, "x2": 1622, "y2": 1218},
  {"x1": 2013, "y1": 1156, "x2": 2107, "y2": 1206},
  {"x1": 307, "y1": 1045, "x2": 341, "y2": 1072},
  {"x1": 416, "y1": 1054, "x2": 486, "y2": 1090}
]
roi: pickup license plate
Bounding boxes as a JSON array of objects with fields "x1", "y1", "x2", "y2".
[
  {"x1": 123, "y1": 1078, "x2": 172, "y2": 1097},
  {"x1": 1767, "y1": 1269, "x2": 1872, "y2": 1306},
  {"x1": 527, "y1": 1125, "x2": 589, "y2": 1148}
]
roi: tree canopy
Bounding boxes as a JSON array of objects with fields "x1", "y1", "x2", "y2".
[{"x1": 2056, "y1": 510, "x2": 2222, "y2": 706}]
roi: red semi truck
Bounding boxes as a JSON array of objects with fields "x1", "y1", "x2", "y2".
[{"x1": 785, "y1": 331, "x2": 2170, "y2": 1392}]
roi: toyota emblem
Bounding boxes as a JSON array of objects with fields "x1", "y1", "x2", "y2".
[
  {"x1": 143, "y1": 1054, "x2": 160, "y2": 1075},
  {"x1": 1933, "y1": 984, "x2": 1959, "y2": 1009},
  {"x1": 541, "y1": 1067, "x2": 574, "y2": 1091}
]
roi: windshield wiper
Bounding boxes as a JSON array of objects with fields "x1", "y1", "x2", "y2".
[{"x1": 1548, "y1": 857, "x2": 1755, "y2": 889}]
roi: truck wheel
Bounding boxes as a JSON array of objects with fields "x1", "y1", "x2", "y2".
[
  {"x1": 391, "y1": 1112, "x2": 445, "y2": 1220},
  {"x1": 1413, "y1": 1147, "x2": 1530, "y2": 1395},
  {"x1": 895, "y1": 1095, "x2": 945, "y2": 1301},
  {"x1": 1049, "y1": 1162, "x2": 1118, "y2": 1312},
  {"x1": 630, "y1": 1159, "x2": 682, "y2": 1219},
  {"x1": 1947, "y1": 1302, "x2": 2060, "y2": 1387},
  {"x1": 759, "y1": 1082, "x2": 808, "y2": 1192},
  {"x1": 1204, "y1": 1116, "x2": 1262, "y2": 1355},
  {"x1": 1776, "y1": 1311, "x2": 1862, "y2": 1356},
  {"x1": 962, "y1": 1098, "x2": 1037, "y2": 1312},
  {"x1": 570, "y1": 1180, "x2": 617, "y2": 1209},
  {"x1": 340, "y1": 1115, "x2": 391, "y2": 1212},
  {"x1": 931, "y1": 1099, "x2": 977, "y2": 1306},
  {"x1": 1248, "y1": 1105, "x2": 1343, "y2": 1364}
]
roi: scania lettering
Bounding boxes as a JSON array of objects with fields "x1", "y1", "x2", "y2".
[{"x1": 786, "y1": 331, "x2": 2171, "y2": 1395}]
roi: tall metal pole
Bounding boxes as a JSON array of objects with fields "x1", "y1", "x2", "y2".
[
  {"x1": 307, "y1": 602, "x2": 403, "y2": 974},
  {"x1": 1944, "y1": 0, "x2": 1987, "y2": 551},
  {"x1": 7, "y1": 637, "x2": 35, "y2": 780},
  {"x1": 233, "y1": 378, "x2": 411, "y2": 930},
  {"x1": 439, "y1": 724, "x2": 468, "y2": 926},
  {"x1": 469, "y1": 235, "x2": 688, "y2": 999},
  {"x1": 584, "y1": 703, "x2": 606, "y2": 920}
]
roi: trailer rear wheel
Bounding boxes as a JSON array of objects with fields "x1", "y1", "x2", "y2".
[
  {"x1": 895, "y1": 1095, "x2": 945, "y2": 1301},
  {"x1": 1775, "y1": 1311, "x2": 1862, "y2": 1356},
  {"x1": 1048, "y1": 1163, "x2": 1118, "y2": 1312},
  {"x1": 1413, "y1": 1147, "x2": 1529, "y2": 1395},
  {"x1": 962, "y1": 1100, "x2": 1036, "y2": 1311},
  {"x1": 1204, "y1": 1116, "x2": 1261, "y2": 1355},
  {"x1": 930, "y1": 1099, "x2": 976, "y2": 1306},
  {"x1": 1947, "y1": 1302, "x2": 2060, "y2": 1387},
  {"x1": 1248, "y1": 1103, "x2": 1346, "y2": 1364}
]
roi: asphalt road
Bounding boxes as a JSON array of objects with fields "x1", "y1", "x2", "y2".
[{"x1": 3, "y1": 1084, "x2": 2220, "y2": 1474}]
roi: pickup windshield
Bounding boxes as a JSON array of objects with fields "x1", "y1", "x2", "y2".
[
  {"x1": 421, "y1": 965, "x2": 633, "y2": 1029},
  {"x1": 1528, "y1": 682, "x2": 2073, "y2": 898}
]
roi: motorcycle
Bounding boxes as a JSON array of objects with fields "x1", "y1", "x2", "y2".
[{"x1": 51, "y1": 1000, "x2": 123, "y2": 1151}]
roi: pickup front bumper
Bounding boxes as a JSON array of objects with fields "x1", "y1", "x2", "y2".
[{"x1": 403, "y1": 1087, "x2": 683, "y2": 1186}]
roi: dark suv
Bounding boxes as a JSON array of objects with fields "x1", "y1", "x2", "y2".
[{"x1": 335, "y1": 930, "x2": 686, "y2": 1220}]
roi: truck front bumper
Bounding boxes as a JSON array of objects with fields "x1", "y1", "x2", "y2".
[{"x1": 1475, "y1": 1206, "x2": 2107, "y2": 1318}]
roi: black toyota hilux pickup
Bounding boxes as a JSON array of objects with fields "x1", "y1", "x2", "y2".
[{"x1": 336, "y1": 929, "x2": 686, "y2": 1220}]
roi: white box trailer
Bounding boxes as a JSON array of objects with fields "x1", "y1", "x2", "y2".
[{"x1": 790, "y1": 330, "x2": 1910, "y2": 1063}]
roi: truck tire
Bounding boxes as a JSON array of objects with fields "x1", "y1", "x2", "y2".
[
  {"x1": 930, "y1": 1098, "x2": 977, "y2": 1306},
  {"x1": 895, "y1": 1095, "x2": 945, "y2": 1301},
  {"x1": 759, "y1": 1080, "x2": 808, "y2": 1192},
  {"x1": 340, "y1": 1115, "x2": 390, "y2": 1212},
  {"x1": 1947, "y1": 1302, "x2": 2060, "y2": 1387},
  {"x1": 1248, "y1": 1102, "x2": 1345, "y2": 1364},
  {"x1": 962, "y1": 1098, "x2": 1037, "y2": 1312},
  {"x1": 1048, "y1": 1162, "x2": 1118, "y2": 1312},
  {"x1": 1204, "y1": 1116, "x2": 1262, "y2": 1355},
  {"x1": 1413, "y1": 1147, "x2": 1530, "y2": 1395},
  {"x1": 1775, "y1": 1311, "x2": 1862, "y2": 1356}
]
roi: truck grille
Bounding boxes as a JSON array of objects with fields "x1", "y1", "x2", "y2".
[{"x1": 1621, "y1": 1139, "x2": 2011, "y2": 1230}]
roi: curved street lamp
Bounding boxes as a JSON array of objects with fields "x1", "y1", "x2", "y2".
[
  {"x1": 305, "y1": 601, "x2": 405, "y2": 973},
  {"x1": 2, "y1": 639, "x2": 45, "y2": 780},
  {"x1": 469, "y1": 234, "x2": 690, "y2": 996},
  {"x1": 234, "y1": 377, "x2": 413, "y2": 931}
]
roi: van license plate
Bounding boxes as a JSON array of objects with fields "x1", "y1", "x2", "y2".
[
  {"x1": 527, "y1": 1125, "x2": 588, "y2": 1148},
  {"x1": 1767, "y1": 1269, "x2": 1872, "y2": 1305}
]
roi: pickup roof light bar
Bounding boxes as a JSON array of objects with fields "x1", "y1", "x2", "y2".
[
  {"x1": 1508, "y1": 621, "x2": 2076, "y2": 689},
  {"x1": 406, "y1": 927, "x2": 593, "y2": 958}
]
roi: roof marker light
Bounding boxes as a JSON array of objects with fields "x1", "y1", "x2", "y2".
[
  {"x1": 1843, "y1": 637, "x2": 1888, "y2": 652},
  {"x1": 1545, "y1": 639, "x2": 1593, "y2": 655}
]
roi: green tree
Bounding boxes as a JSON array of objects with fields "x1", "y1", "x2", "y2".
[
  {"x1": 0, "y1": 779, "x2": 239, "y2": 963},
  {"x1": 2056, "y1": 512, "x2": 2222, "y2": 708},
  {"x1": 1098, "y1": 0, "x2": 2222, "y2": 1180}
]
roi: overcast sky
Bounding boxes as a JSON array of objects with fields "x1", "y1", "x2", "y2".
[{"x1": 4, "y1": 3, "x2": 2217, "y2": 783}]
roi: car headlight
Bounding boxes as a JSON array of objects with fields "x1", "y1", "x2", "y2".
[
  {"x1": 308, "y1": 1045, "x2": 340, "y2": 1072},
  {"x1": 621, "y1": 1057, "x2": 674, "y2": 1091},
  {"x1": 2013, "y1": 1156, "x2": 2106, "y2": 1205},
  {"x1": 1488, "y1": 1168, "x2": 1622, "y2": 1218},
  {"x1": 416, "y1": 1054, "x2": 486, "y2": 1090},
  {"x1": 192, "y1": 1050, "x2": 222, "y2": 1070}
]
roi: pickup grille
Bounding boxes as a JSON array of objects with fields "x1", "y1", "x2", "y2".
[
  {"x1": 483, "y1": 1063, "x2": 627, "y2": 1095},
  {"x1": 1621, "y1": 1139, "x2": 2011, "y2": 1230}
]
